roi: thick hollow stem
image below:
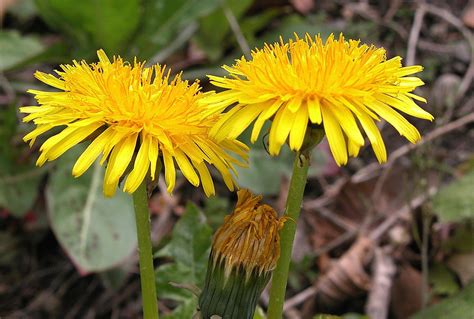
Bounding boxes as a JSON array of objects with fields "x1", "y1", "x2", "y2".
[
  {"x1": 268, "y1": 152, "x2": 310, "y2": 319},
  {"x1": 133, "y1": 180, "x2": 159, "y2": 319}
]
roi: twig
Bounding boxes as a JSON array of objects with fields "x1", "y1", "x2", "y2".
[
  {"x1": 420, "y1": 3, "x2": 474, "y2": 100},
  {"x1": 365, "y1": 248, "x2": 396, "y2": 319},
  {"x1": 317, "y1": 206, "x2": 356, "y2": 231},
  {"x1": 406, "y1": 4, "x2": 426, "y2": 66},
  {"x1": 221, "y1": 1, "x2": 251, "y2": 58},
  {"x1": 352, "y1": 111, "x2": 474, "y2": 183},
  {"x1": 314, "y1": 229, "x2": 358, "y2": 257},
  {"x1": 283, "y1": 286, "x2": 317, "y2": 312},
  {"x1": 369, "y1": 186, "x2": 437, "y2": 242}
]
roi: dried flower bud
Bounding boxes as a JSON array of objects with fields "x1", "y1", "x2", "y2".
[{"x1": 198, "y1": 189, "x2": 285, "y2": 319}]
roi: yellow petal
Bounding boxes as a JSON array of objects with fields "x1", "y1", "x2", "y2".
[
  {"x1": 356, "y1": 111, "x2": 387, "y2": 163},
  {"x1": 322, "y1": 107, "x2": 347, "y2": 166},
  {"x1": 104, "y1": 133, "x2": 138, "y2": 186},
  {"x1": 174, "y1": 150, "x2": 199, "y2": 187},
  {"x1": 328, "y1": 101, "x2": 364, "y2": 147},
  {"x1": 148, "y1": 136, "x2": 159, "y2": 179},
  {"x1": 228, "y1": 103, "x2": 266, "y2": 139},
  {"x1": 250, "y1": 100, "x2": 283, "y2": 143},
  {"x1": 307, "y1": 97, "x2": 322, "y2": 124},
  {"x1": 124, "y1": 133, "x2": 151, "y2": 193},
  {"x1": 73, "y1": 127, "x2": 115, "y2": 177},
  {"x1": 366, "y1": 98, "x2": 421, "y2": 143},
  {"x1": 289, "y1": 107, "x2": 308, "y2": 151},
  {"x1": 162, "y1": 151, "x2": 176, "y2": 193},
  {"x1": 375, "y1": 93, "x2": 433, "y2": 120},
  {"x1": 38, "y1": 122, "x2": 102, "y2": 165},
  {"x1": 269, "y1": 106, "x2": 296, "y2": 155},
  {"x1": 287, "y1": 96, "x2": 302, "y2": 113},
  {"x1": 195, "y1": 161, "x2": 215, "y2": 197}
]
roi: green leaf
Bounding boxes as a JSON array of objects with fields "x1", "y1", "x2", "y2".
[
  {"x1": 35, "y1": 0, "x2": 140, "y2": 54},
  {"x1": 430, "y1": 263, "x2": 460, "y2": 296},
  {"x1": 236, "y1": 145, "x2": 326, "y2": 196},
  {"x1": 0, "y1": 30, "x2": 45, "y2": 71},
  {"x1": 156, "y1": 203, "x2": 212, "y2": 301},
  {"x1": 442, "y1": 223, "x2": 474, "y2": 254},
  {"x1": 47, "y1": 147, "x2": 136, "y2": 273},
  {"x1": 194, "y1": 0, "x2": 253, "y2": 61},
  {"x1": 411, "y1": 281, "x2": 474, "y2": 319},
  {"x1": 133, "y1": 0, "x2": 219, "y2": 58},
  {"x1": 163, "y1": 298, "x2": 198, "y2": 319},
  {"x1": 0, "y1": 167, "x2": 46, "y2": 217},
  {"x1": 432, "y1": 170, "x2": 474, "y2": 222}
]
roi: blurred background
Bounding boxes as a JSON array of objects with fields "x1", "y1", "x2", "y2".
[{"x1": 0, "y1": 0, "x2": 473, "y2": 318}]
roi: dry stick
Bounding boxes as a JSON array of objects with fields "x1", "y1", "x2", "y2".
[
  {"x1": 221, "y1": 1, "x2": 251, "y2": 59},
  {"x1": 369, "y1": 186, "x2": 438, "y2": 242},
  {"x1": 350, "y1": 2, "x2": 473, "y2": 99},
  {"x1": 421, "y1": 3, "x2": 474, "y2": 100},
  {"x1": 406, "y1": 4, "x2": 426, "y2": 66},
  {"x1": 371, "y1": 3, "x2": 426, "y2": 203},
  {"x1": 365, "y1": 248, "x2": 396, "y2": 319},
  {"x1": 352, "y1": 111, "x2": 474, "y2": 184}
]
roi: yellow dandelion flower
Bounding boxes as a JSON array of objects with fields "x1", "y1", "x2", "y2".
[
  {"x1": 199, "y1": 189, "x2": 285, "y2": 319},
  {"x1": 202, "y1": 33, "x2": 434, "y2": 165},
  {"x1": 21, "y1": 50, "x2": 248, "y2": 197}
]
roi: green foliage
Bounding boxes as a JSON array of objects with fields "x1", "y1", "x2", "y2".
[
  {"x1": 155, "y1": 204, "x2": 212, "y2": 317},
  {"x1": 203, "y1": 196, "x2": 230, "y2": 230},
  {"x1": 133, "y1": 0, "x2": 219, "y2": 58},
  {"x1": 163, "y1": 299, "x2": 197, "y2": 319},
  {"x1": 236, "y1": 145, "x2": 326, "y2": 195},
  {"x1": 430, "y1": 263, "x2": 460, "y2": 296},
  {"x1": 432, "y1": 170, "x2": 474, "y2": 222},
  {"x1": 411, "y1": 281, "x2": 474, "y2": 319},
  {"x1": 194, "y1": 0, "x2": 253, "y2": 61},
  {"x1": 0, "y1": 167, "x2": 46, "y2": 217},
  {"x1": 47, "y1": 147, "x2": 136, "y2": 273},
  {"x1": 442, "y1": 223, "x2": 474, "y2": 254},
  {"x1": 35, "y1": 0, "x2": 140, "y2": 55},
  {"x1": 0, "y1": 30, "x2": 45, "y2": 71}
]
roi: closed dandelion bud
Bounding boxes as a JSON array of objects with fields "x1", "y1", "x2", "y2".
[{"x1": 198, "y1": 189, "x2": 285, "y2": 319}]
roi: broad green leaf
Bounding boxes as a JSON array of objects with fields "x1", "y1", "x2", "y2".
[
  {"x1": 0, "y1": 30, "x2": 45, "y2": 71},
  {"x1": 236, "y1": 145, "x2": 326, "y2": 195},
  {"x1": 35, "y1": 0, "x2": 140, "y2": 54},
  {"x1": 0, "y1": 167, "x2": 46, "y2": 217},
  {"x1": 156, "y1": 203, "x2": 212, "y2": 301},
  {"x1": 442, "y1": 223, "x2": 474, "y2": 254},
  {"x1": 133, "y1": 0, "x2": 219, "y2": 58},
  {"x1": 411, "y1": 281, "x2": 474, "y2": 319},
  {"x1": 432, "y1": 170, "x2": 474, "y2": 222},
  {"x1": 430, "y1": 263, "x2": 460, "y2": 296},
  {"x1": 47, "y1": 147, "x2": 136, "y2": 273}
]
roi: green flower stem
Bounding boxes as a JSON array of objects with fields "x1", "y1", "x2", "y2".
[
  {"x1": 133, "y1": 180, "x2": 159, "y2": 319},
  {"x1": 268, "y1": 152, "x2": 310, "y2": 319}
]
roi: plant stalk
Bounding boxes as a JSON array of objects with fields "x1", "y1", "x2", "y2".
[
  {"x1": 133, "y1": 180, "x2": 159, "y2": 319},
  {"x1": 268, "y1": 151, "x2": 310, "y2": 319}
]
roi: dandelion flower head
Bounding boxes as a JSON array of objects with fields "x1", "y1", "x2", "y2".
[
  {"x1": 203, "y1": 34, "x2": 433, "y2": 165},
  {"x1": 21, "y1": 50, "x2": 248, "y2": 197}
]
